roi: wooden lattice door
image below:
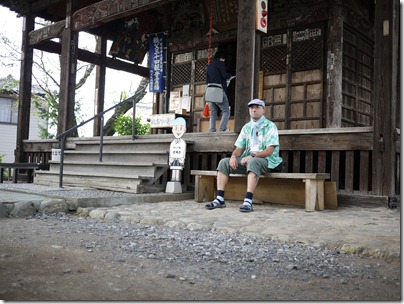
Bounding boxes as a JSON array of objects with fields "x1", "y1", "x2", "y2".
[
  {"x1": 342, "y1": 24, "x2": 374, "y2": 127},
  {"x1": 261, "y1": 24, "x2": 325, "y2": 130}
]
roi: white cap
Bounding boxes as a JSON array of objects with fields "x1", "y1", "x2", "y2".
[{"x1": 248, "y1": 99, "x2": 265, "y2": 108}]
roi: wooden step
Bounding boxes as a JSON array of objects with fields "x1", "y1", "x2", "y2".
[
  {"x1": 52, "y1": 161, "x2": 167, "y2": 177},
  {"x1": 35, "y1": 172, "x2": 144, "y2": 193},
  {"x1": 62, "y1": 151, "x2": 169, "y2": 164}
]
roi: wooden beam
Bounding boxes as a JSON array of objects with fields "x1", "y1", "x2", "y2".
[
  {"x1": 15, "y1": 14, "x2": 35, "y2": 163},
  {"x1": 93, "y1": 36, "x2": 107, "y2": 136},
  {"x1": 33, "y1": 40, "x2": 149, "y2": 78},
  {"x1": 280, "y1": 131, "x2": 373, "y2": 151},
  {"x1": 31, "y1": 0, "x2": 62, "y2": 13},
  {"x1": 234, "y1": 0, "x2": 257, "y2": 132},
  {"x1": 58, "y1": 0, "x2": 78, "y2": 136},
  {"x1": 182, "y1": 127, "x2": 374, "y2": 153},
  {"x1": 372, "y1": 0, "x2": 399, "y2": 196},
  {"x1": 72, "y1": 0, "x2": 174, "y2": 31},
  {"x1": 325, "y1": 4, "x2": 344, "y2": 128},
  {"x1": 28, "y1": 20, "x2": 65, "y2": 45}
]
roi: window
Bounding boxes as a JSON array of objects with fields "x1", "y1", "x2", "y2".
[{"x1": 0, "y1": 97, "x2": 18, "y2": 124}]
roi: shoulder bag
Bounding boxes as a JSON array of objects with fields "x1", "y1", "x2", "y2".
[{"x1": 205, "y1": 83, "x2": 223, "y2": 103}]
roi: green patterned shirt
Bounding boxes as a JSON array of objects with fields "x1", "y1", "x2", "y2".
[{"x1": 234, "y1": 117, "x2": 283, "y2": 169}]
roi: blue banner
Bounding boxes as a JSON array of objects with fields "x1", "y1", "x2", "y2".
[{"x1": 149, "y1": 33, "x2": 166, "y2": 93}]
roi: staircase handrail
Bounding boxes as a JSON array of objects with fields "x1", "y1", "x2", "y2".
[
  {"x1": 56, "y1": 92, "x2": 141, "y2": 140},
  {"x1": 56, "y1": 92, "x2": 141, "y2": 188}
]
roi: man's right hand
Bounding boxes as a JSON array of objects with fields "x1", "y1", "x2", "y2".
[{"x1": 229, "y1": 157, "x2": 238, "y2": 170}]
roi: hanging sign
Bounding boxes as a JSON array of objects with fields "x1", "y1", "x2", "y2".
[
  {"x1": 149, "y1": 32, "x2": 167, "y2": 93},
  {"x1": 256, "y1": 0, "x2": 268, "y2": 33}
]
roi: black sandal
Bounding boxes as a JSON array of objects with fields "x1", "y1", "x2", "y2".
[
  {"x1": 205, "y1": 199, "x2": 226, "y2": 209},
  {"x1": 239, "y1": 202, "x2": 253, "y2": 212}
]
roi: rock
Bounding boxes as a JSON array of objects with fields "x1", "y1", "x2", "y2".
[
  {"x1": 341, "y1": 244, "x2": 365, "y2": 254},
  {"x1": 10, "y1": 201, "x2": 37, "y2": 217},
  {"x1": 66, "y1": 201, "x2": 78, "y2": 211},
  {"x1": 0, "y1": 204, "x2": 8, "y2": 217},
  {"x1": 104, "y1": 211, "x2": 120, "y2": 221},
  {"x1": 89, "y1": 209, "x2": 107, "y2": 220},
  {"x1": 40, "y1": 199, "x2": 69, "y2": 214},
  {"x1": 76, "y1": 207, "x2": 96, "y2": 217}
]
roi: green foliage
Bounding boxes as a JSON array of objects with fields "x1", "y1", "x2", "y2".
[
  {"x1": 32, "y1": 92, "x2": 57, "y2": 139},
  {"x1": 0, "y1": 154, "x2": 8, "y2": 181},
  {"x1": 114, "y1": 114, "x2": 150, "y2": 136},
  {"x1": 0, "y1": 77, "x2": 19, "y2": 96}
]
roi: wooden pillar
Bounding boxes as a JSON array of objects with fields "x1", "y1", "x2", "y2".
[
  {"x1": 15, "y1": 14, "x2": 35, "y2": 163},
  {"x1": 234, "y1": 0, "x2": 259, "y2": 132},
  {"x1": 93, "y1": 35, "x2": 107, "y2": 136},
  {"x1": 325, "y1": 4, "x2": 344, "y2": 128},
  {"x1": 372, "y1": 0, "x2": 400, "y2": 196},
  {"x1": 58, "y1": 0, "x2": 78, "y2": 136}
]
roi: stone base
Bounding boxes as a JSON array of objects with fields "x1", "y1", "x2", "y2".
[{"x1": 165, "y1": 181, "x2": 182, "y2": 193}]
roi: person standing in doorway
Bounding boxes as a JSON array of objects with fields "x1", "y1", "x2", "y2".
[
  {"x1": 206, "y1": 51, "x2": 231, "y2": 132},
  {"x1": 204, "y1": 99, "x2": 283, "y2": 212}
]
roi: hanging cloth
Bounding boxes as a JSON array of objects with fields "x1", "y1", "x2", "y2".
[
  {"x1": 203, "y1": 103, "x2": 210, "y2": 118},
  {"x1": 207, "y1": 0, "x2": 214, "y2": 64},
  {"x1": 204, "y1": 0, "x2": 214, "y2": 118}
]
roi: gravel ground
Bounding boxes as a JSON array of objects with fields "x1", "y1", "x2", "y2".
[{"x1": 0, "y1": 212, "x2": 401, "y2": 301}]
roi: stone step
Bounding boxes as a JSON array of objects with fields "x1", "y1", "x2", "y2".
[
  {"x1": 43, "y1": 161, "x2": 169, "y2": 177},
  {"x1": 76, "y1": 138, "x2": 175, "y2": 145},
  {"x1": 70, "y1": 138, "x2": 194, "y2": 153},
  {"x1": 35, "y1": 172, "x2": 145, "y2": 193},
  {"x1": 73, "y1": 140, "x2": 172, "y2": 153},
  {"x1": 41, "y1": 136, "x2": 188, "y2": 192},
  {"x1": 62, "y1": 151, "x2": 169, "y2": 164}
]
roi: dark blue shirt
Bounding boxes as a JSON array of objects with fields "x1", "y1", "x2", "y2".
[{"x1": 206, "y1": 58, "x2": 231, "y2": 93}]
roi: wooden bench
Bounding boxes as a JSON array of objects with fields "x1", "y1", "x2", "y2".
[
  {"x1": 191, "y1": 170, "x2": 337, "y2": 212},
  {"x1": 0, "y1": 163, "x2": 49, "y2": 183}
]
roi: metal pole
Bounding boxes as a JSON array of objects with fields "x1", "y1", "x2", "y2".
[
  {"x1": 99, "y1": 115, "x2": 104, "y2": 162},
  {"x1": 58, "y1": 137, "x2": 65, "y2": 188},
  {"x1": 132, "y1": 97, "x2": 136, "y2": 141}
]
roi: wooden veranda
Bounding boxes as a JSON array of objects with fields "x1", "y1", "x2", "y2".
[{"x1": 0, "y1": 0, "x2": 400, "y2": 205}]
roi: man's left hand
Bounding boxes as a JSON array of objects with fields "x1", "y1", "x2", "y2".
[{"x1": 240, "y1": 155, "x2": 253, "y2": 166}]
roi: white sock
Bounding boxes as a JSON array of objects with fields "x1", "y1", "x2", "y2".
[
  {"x1": 243, "y1": 198, "x2": 252, "y2": 205},
  {"x1": 216, "y1": 196, "x2": 224, "y2": 203}
]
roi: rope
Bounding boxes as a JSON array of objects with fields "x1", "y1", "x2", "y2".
[{"x1": 207, "y1": 0, "x2": 213, "y2": 64}]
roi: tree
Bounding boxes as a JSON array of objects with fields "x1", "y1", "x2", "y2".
[
  {"x1": 0, "y1": 20, "x2": 95, "y2": 139},
  {"x1": 114, "y1": 115, "x2": 150, "y2": 136},
  {"x1": 1, "y1": 17, "x2": 150, "y2": 138},
  {"x1": 32, "y1": 46, "x2": 95, "y2": 138},
  {"x1": 103, "y1": 77, "x2": 149, "y2": 136}
]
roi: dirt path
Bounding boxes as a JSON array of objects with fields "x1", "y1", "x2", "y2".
[{"x1": 0, "y1": 214, "x2": 400, "y2": 301}]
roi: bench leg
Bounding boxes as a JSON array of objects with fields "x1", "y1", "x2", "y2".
[
  {"x1": 305, "y1": 179, "x2": 325, "y2": 212},
  {"x1": 12, "y1": 168, "x2": 18, "y2": 183},
  {"x1": 316, "y1": 180, "x2": 325, "y2": 211},
  {"x1": 27, "y1": 169, "x2": 34, "y2": 183},
  {"x1": 194, "y1": 175, "x2": 215, "y2": 202}
]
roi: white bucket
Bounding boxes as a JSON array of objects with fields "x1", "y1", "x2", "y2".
[{"x1": 51, "y1": 149, "x2": 61, "y2": 162}]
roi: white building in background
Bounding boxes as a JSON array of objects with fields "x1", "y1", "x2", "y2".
[{"x1": 0, "y1": 75, "x2": 47, "y2": 163}]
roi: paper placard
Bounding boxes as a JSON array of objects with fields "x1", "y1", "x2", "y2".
[{"x1": 150, "y1": 113, "x2": 176, "y2": 128}]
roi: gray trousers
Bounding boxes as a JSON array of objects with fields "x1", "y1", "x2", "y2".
[{"x1": 217, "y1": 157, "x2": 282, "y2": 177}]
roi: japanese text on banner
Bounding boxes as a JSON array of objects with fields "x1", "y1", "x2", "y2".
[{"x1": 149, "y1": 33, "x2": 166, "y2": 92}]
